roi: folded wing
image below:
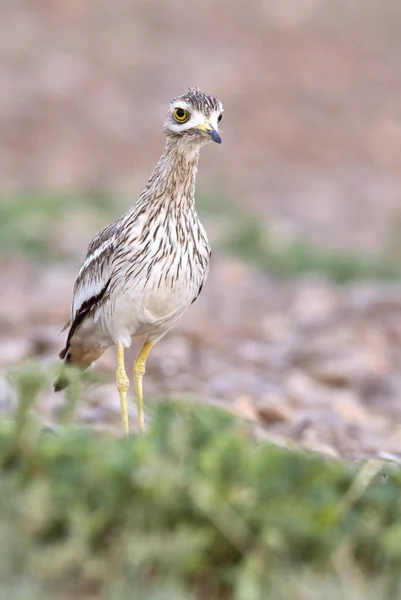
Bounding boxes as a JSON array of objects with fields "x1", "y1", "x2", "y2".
[{"x1": 59, "y1": 218, "x2": 124, "y2": 359}]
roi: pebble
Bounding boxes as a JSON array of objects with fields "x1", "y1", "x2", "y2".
[{"x1": 257, "y1": 392, "x2": 292, "y2": 424}]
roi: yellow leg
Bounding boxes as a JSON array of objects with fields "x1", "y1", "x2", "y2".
[
  {"x1": 116, "y1": 343, "x2": 129, "y2": 437},
  {"x1": 134, "y1": 341, "x2": 153, "y2": 432}
]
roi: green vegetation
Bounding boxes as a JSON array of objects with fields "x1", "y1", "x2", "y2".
[
  {"x1": 0, "y1": 191, "x2": 121, "y2": 260},
  {"x1": 1, "y1": 362, "x2": 401, "y2": 598},
  {"x1": 2, "y1": 190, "x2": 401, "y2": 282},
  {"x1": 225, "y1": 217, "x2": 401, "y2": 283},
  {"x1": 198, "y1": 194, "x2": 401, "y2": 284}
]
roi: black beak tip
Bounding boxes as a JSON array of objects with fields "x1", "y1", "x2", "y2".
[{"x1": 211, "y1": 130, "x2": 222, "y2": 144}]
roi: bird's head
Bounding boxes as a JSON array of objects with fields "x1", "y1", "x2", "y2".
[{"x1": 163, "y1": 88, "x2": 223, "y2": 148}]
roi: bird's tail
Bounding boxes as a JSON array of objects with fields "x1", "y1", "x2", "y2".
[
  {"x1": 54, "y1": 373, "x2": 70, "y2": 392},
  {"x1": 54, "y1": 344, "x2": 104, "y2": 392},
  {"x1": 53, "y1": 346, "x2": 73, "y2": 391}
]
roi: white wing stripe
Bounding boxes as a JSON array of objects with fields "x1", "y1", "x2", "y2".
[
  {"x1": 71, "y1": 237, "x2": 115, "y2": 320},
  {"x1": 77, "y1": 238, "x2": 114, "y2": 278}
]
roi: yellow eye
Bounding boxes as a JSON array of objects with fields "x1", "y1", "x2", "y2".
[{"x1": 174, "y1": 107, "x2": 189, "y2": 123}]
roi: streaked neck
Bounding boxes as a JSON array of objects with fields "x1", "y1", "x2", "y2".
[{"x1": 139, "y1": 138, "x2": 200, "y2": 209}]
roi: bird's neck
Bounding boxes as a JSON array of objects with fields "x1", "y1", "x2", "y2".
[{"x1": 139, "y1": 139, "x2": 200, "y2": 210}]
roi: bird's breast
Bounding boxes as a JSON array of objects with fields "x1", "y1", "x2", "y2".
[
  {"x1": 118, "y1": 215, "x2": 210, "y2": 328},
  {"x1": 141, "y1": 247, "x2": 209, "y2": 318}
]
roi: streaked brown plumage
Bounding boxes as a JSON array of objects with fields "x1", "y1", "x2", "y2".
[{"x1": 54, "y1": 88, "x2": 224, "y2": 435}]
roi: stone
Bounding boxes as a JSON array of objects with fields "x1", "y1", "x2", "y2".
[{"x1": 257, "y1": 392, "x2": 292, "y2": 424}]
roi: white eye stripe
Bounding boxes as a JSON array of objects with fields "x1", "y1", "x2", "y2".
[{"x1": 165, "y1": 106, "x2": 222, "y2": 135}]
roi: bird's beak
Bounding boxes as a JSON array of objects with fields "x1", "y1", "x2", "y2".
[{"x1": 195, "y1": 121, "x2": 222, "y2": 144}]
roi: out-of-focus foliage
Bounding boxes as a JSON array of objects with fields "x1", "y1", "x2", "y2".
[
  {"x1": 226, "y1": 217, "x2": 401, "y2": 283},
  {"x1": 199, "y1": 195, "x2": 401, "y2": 283},
  {"x1": 0, "y1": 192, "x2": 119, "y2": 260},
  {"x1": 3, "y1": 191, "x2": 401, "y2": 284},
  {"x1": 1, "y1": 363, "x2": 401, "y2": 599}
]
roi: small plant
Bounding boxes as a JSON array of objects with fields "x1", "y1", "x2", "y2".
[
  {"x1": 1, "y1": 363, "x2": 401, "y2": 598},
  {"x1": 0, "y1": 191, "x2": 122, "y2": 259},
  {"x1": 198, "y1": 193, "x2": 401, "y2": 283},
  {"x1": 2, "y1": 190, "x2": 401, "y2": 282}
]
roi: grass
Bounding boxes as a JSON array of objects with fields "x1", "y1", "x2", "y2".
[
  {"x1": 226, "y1": 218, "x2": 401, "y2": 283},
  {"x1": 2, "y1": 190, "x2": 401, "y2": 282},
  {"x1": 0, "y1": 191, "x2": 120, "y2": 260},
  {"x1": 1, "y1": 362, "x2": 401, "y2": 598},
  {"x1": 198, "y1": 193, "x2": 401, "y2": 284}
]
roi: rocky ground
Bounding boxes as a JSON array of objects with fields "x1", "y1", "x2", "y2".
[
  {"x1": 2, "y1": 254, "x2": 401, "y2": 463},
  {"x1": 2, "y1": 0, "x2": 401, "y2": 464}
]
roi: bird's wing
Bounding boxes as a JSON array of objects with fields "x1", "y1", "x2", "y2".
[
  {"x1": 59, "y1": 218, "x2": 124, "y2": 358},
  {"x1": 71, "y1": 219, "x2": 124, "y2": 320}
]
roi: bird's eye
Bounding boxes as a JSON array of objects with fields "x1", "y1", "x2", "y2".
[
  {"x1": 174, "y1": 107, "x2": 189, "y2": 123},
  {"x1": 218, "y1": 113, "x2": 223, "y2": 123}
]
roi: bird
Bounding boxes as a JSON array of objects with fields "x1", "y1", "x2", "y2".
[{"x1": 54, "y1": 88, "x2": 223, "y2": 436}]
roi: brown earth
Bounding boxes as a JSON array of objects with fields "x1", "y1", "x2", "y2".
[
  {"x1": 2, "y1": 255, "x2": 401, "y2": 462},
  {"x1": 2, "y1": 0, "x2": 401, "y2": 460}
]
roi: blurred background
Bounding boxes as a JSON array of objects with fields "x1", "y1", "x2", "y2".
[{"x1": 2, "y1": 0, "x2": 401, "y2": 458}]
